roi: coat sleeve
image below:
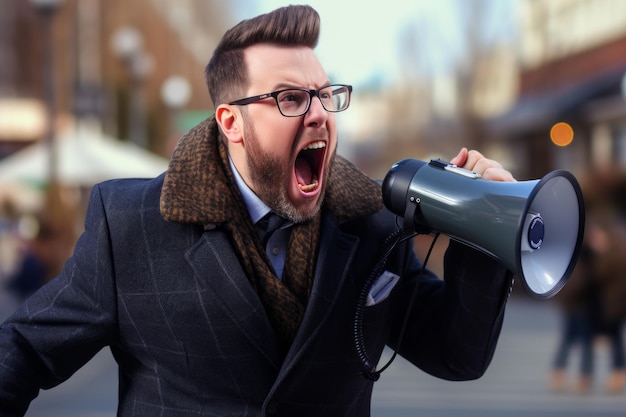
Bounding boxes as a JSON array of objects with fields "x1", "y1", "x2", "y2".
[
  {"x1": 0, "y1": 184, "x2": 118, "y2": 416},
  {"x1": 390, "y1": 238, "x2": 514, "y2": 381}
]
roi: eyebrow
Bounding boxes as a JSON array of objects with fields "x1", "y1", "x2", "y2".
[{"x1": 270, "y1": 80, "x2": 333, "y2": 91}]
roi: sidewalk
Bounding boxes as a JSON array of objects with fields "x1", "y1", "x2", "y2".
[{"x1": 372, "y1": 296, "x2": 626, "y2": 416}]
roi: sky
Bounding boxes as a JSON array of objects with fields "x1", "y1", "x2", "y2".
[{"x1": 240, "y1": 0, "x2": 517, "y2": 88}]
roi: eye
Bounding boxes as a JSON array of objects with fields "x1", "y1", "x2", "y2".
[
  {"x1": 280, "y1": 93, "x2": 297, "y2": 102},
  {"x1": 278, "y1": 90, "x2": 305, "y2": 104},
  {"x1": 319, "y1": 90, "x2": 332, "y2": 100}
]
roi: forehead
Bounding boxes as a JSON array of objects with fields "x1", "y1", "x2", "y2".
[{"x1": 243, "y1": 43, "x2": 328, "y2": 91}]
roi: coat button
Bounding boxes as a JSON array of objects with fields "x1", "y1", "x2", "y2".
[{"x1": 266, "y1": 400, "x2": 279, "y2": 415}]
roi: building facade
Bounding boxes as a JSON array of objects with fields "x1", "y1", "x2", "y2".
[
  {"x1": 0, "y1": 0, "x2": 239, "y2": 159},
  {"x1": 490, "y1": 0, "x2": 626, "y2": 179}
]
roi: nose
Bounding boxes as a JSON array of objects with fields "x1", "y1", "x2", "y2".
[{"x1": 304, "y1": 95, "x2": 329, "y2": 126}]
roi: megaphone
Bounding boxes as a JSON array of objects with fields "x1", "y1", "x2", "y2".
[{"x1": 382, "y1": 158, "x2": 585, "y2": 299}]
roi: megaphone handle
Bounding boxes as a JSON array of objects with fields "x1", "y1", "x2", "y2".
[
  {"x1": 403, "y1": 194, "x2": 432, "y2": 235},
  {"x1": 402, "y1": 199, "x2": 418, "y2": 234}
]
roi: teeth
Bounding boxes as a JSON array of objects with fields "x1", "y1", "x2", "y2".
[
  {"x1": 304, "y1": 141, "x2": 326, "y2": 150},
  {"x1": 299, "y1": 179, "x2": 319, "y2": 192}
]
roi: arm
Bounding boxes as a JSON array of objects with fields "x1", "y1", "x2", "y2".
[
  {"x1": 0, "y1": 184, "x2": 118, "y2": 415},
  {"x1": 389, "y1": 238, "x2": 513, "y2": 381}
]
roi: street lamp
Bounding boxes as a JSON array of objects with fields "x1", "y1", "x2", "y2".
[
  {"x1": 111, "y1": 26, "x2": 152, "y2": 148},
  {"x1": 111, "y1": 26, "x2": 143, "y2": 62},
  {"x1": 30, "y1": 0, "x2": 63, "y2": 14},
  {"x1": 29, "y1": 0, "x2": 77, "y2": 274},
  {"x1": 29, "y1": 0, "x2": 63, "y2": 185},
  {"x1": 161, "y1": 75, "x2": 191, "y2": 139}
]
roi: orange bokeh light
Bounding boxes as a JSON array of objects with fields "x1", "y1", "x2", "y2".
[{"x1": 550, "y1": 122, "x2": 574, "y2": 146}]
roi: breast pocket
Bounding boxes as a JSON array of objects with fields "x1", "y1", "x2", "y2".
[
  {"x1": 365, "y1": 271, "x2": 400, "y2": 307},
  {"x1": 361, "y1": 270, "x2": 401, "y2": 324}
]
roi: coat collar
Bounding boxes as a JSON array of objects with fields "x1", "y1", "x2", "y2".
[{"x1": 159, "y1": 116, "x2": 384, "y2": 225}]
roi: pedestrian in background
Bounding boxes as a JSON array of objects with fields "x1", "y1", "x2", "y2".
[{"x1": 549, "y1": 167, "x2": 626, "y2": 395}]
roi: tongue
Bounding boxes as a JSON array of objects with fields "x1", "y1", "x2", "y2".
[{"x1": 295, "y1": 156, "x2": 313, "y2": 186}]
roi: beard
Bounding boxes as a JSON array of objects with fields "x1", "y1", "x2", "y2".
[{"x1": 243, "y1": 122, "x2": 334, "y2": 223}]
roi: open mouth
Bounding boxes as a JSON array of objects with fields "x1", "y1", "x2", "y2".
[{"x1": 295, "y1": 140, "x2": 326, "y2": 193}]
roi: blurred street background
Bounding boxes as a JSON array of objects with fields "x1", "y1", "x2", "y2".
[{"x1": 2, "y1": 0, "x2": 626, "y2": 414}]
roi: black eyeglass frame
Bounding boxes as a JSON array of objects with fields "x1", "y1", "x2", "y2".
[{"x1": 228, "y1": 84, "x2": 353, "y2": 117}]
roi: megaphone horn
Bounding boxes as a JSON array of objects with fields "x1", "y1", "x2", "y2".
[{"x1": 382, "y1": 158, "x2": 585, "y2": 299}]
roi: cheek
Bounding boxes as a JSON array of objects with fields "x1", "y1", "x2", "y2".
[
  {"x1": 249, "y1": 118, "x2": 298, "y2": 156},
  {"x1": 327, "y1": 129, "x2": 338, "y2": 159}
]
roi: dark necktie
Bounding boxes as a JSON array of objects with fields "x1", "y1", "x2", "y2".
[{"x1": 257, "y1": 213, "x2": 287, "y2": 246}]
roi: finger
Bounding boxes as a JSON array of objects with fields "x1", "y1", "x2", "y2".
[
  {"x1": 449, "y1": 147, "x2": 468, "y2": 167},
  {"x1": 464, "y1": 150, "x2": 516, "y2": 182},
  {"x1": 479, "y1": 167, "x2": 517, "y2": 182},
  {"x1": 462, "y1": 149, "x2": 487, "y2": 171},
  {"x1": 451, "y1": 149, "x2": 516, "y2": 182}
]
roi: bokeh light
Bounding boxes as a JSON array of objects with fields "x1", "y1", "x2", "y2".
[{"x1": 550, "y1": 122, "x2": 574, "y2": 147}]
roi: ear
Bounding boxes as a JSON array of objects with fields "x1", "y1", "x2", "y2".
[{"x1": 215, "y1": 104, "x2": 243, "y2": 144}]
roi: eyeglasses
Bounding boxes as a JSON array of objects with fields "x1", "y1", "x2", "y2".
[{"x1": 228, "y1": 84, "x2": 352, "y2": 117}]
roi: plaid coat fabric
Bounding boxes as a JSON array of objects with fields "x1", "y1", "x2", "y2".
[{"x1": 0, "y1": 174, "x2": 512, "y2": 416}]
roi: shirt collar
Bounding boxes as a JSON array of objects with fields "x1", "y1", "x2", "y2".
[{"x1": 229, "y1": 157, "x2": 270, "y2": 224}]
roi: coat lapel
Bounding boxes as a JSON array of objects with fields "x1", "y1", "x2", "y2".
[
  {"x1": 183, "y1": 218, "x2": 360, "y2": 370},
  {"x1": 185, "y1": 229, "x2": 282, "y2": 369},
  {"x1": 283, "y1": 214, "x2": 359, "y2": 365}
]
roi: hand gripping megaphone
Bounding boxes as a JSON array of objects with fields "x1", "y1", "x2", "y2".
[{"x1": 382, "y1": 158, "x2": 585, "y2": 298}]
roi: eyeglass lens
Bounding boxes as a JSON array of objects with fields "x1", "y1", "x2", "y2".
[{"x1": 276, "y1": 85, "x2": 350, "y2": 116}]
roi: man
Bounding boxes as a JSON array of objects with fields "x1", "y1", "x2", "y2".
[{"x1": 0, "y1": 5, "x2": 515, "y2": 416}]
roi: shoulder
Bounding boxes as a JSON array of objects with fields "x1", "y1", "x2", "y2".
[
  {"x1": 94, "y1": 173, "x2": 164, "y2": 199},
  {"x1": 85, "y1": 174, "x2": 166, "y2": 226},
  {"x1": 91, "y1": 174, "x2": 165, "y2": 209},
  {"x1": 83, "y1": 173, "x2": 202, "y2": 245}
]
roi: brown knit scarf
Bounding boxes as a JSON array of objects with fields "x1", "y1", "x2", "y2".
[{"x1": 160, "y1": 117, "x2": 383, "y2": 354}]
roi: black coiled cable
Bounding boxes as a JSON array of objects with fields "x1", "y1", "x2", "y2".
[{"x1": 354, "y1": 229, "x2": 440, "y2": 381}]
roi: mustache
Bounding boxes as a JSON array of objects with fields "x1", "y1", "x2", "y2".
[{"x1": 304, "y1": 128, "x2": 330, "y2": 141}]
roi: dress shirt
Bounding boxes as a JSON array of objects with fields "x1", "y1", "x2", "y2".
[{"x1": 229, "y1": 158, "x2": 291, "y2": 278}]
